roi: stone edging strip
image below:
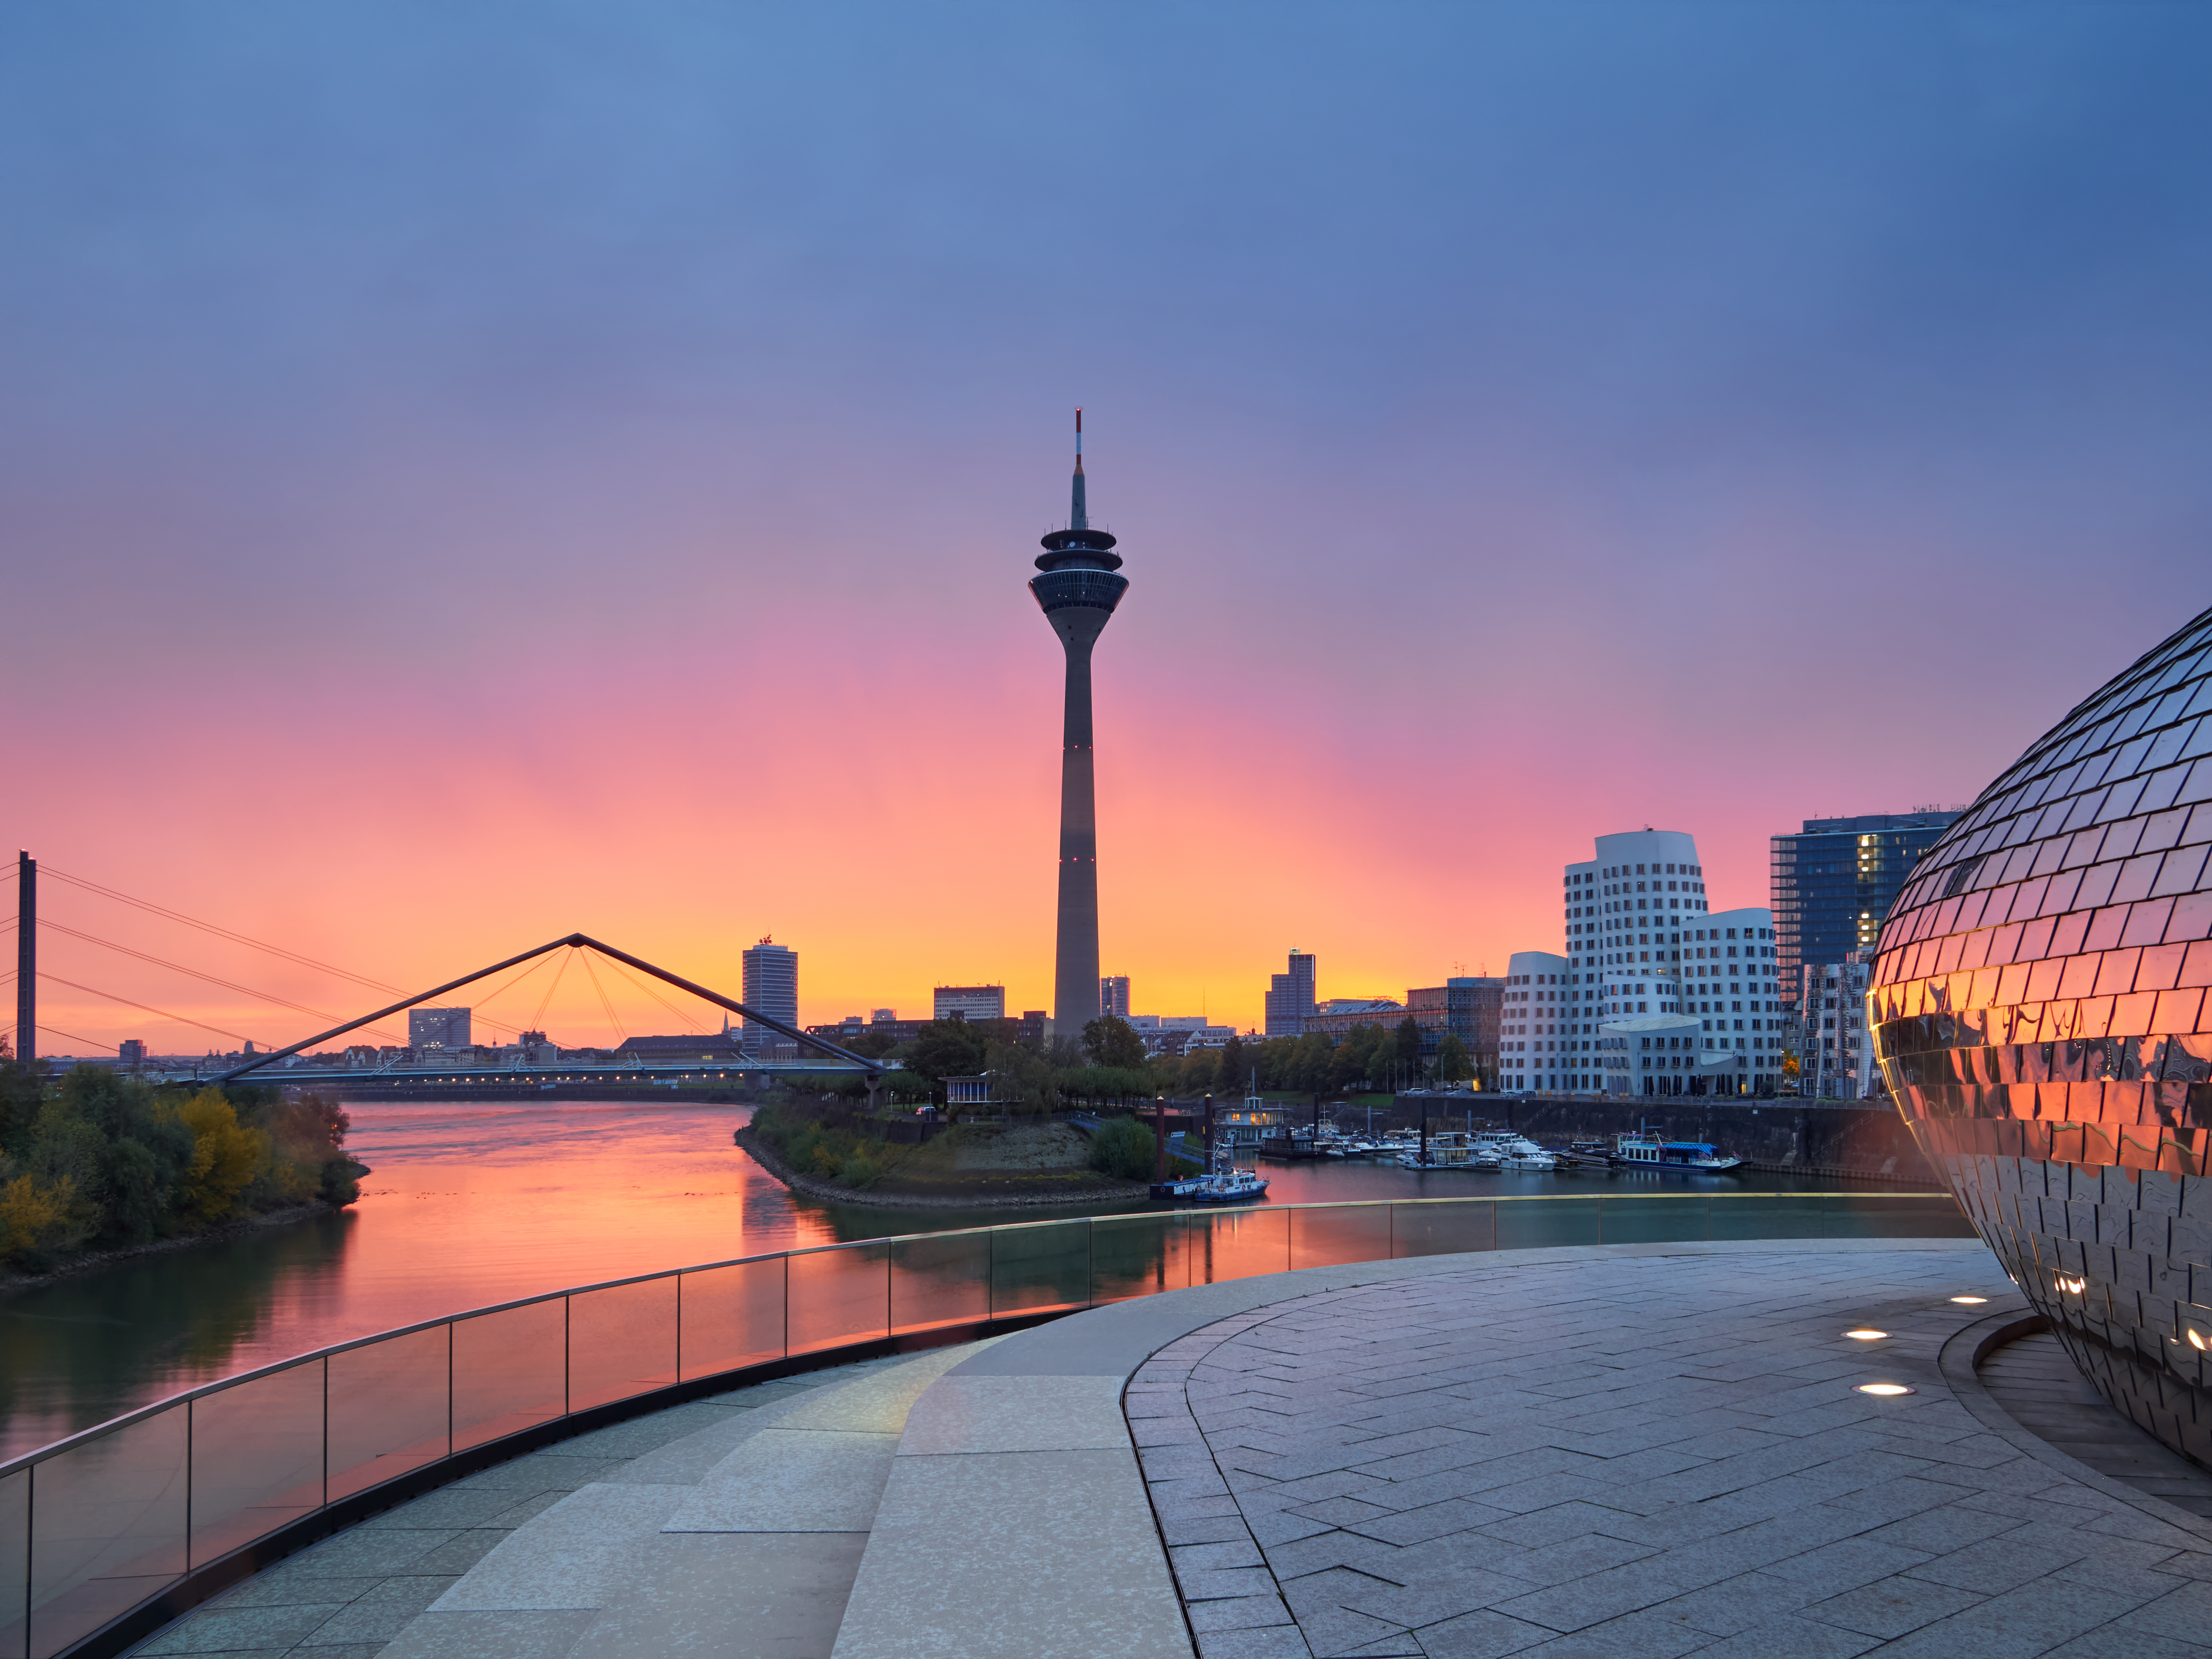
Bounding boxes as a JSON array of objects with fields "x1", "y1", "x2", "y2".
[{"x1": 1937, "y1": 1307, "x2": 2212, "y2": 1548}]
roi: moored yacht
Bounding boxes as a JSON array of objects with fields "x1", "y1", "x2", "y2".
[{"x1": 1613, "y1": 1130, "x2": 1742, "y2": 1172}]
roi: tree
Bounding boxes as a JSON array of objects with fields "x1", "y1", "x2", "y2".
[
  {"x1": 984, "y1": 1040, "x2": 1058, "y2": 1117},
  {"x1": 0, "y1": 1038, "x2": 47, "y2": 1155},
  {"x1": 1395, "y1": 1019, "x2": 1427, "y2": 1081},
  {"x1": 1328, "y1": 1026, "x2": 1382, "y2": 1093},
  {"x1": 1216, "y1": 1033, "x2": 1248, "y2": 1096},
  {"x1": 1435, "y1": 1034, "x2": 1472, "y2": 1083},
  {"x1": 1082, "y1": 1015, "x2": 1147, "y2": 1070},
  {"x1": 1178, "y1": 1046, "x2": 1220, "y2": 1097},
  {"x1": 904, "y1": 1020, "x2": 992, "y2": 1095}
]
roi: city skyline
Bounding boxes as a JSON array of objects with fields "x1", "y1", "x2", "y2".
[{"x1": 4, "y1": 6, "x2": 2207, "y2": 1049}]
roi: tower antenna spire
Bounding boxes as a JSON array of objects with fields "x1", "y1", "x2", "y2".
[{"x1": 1070, "y1": 408, "x2": 1087, "y2": 531}]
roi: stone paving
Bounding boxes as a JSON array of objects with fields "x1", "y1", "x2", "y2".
[
  {"x1": 121, "y1": 1351, "x2": 914, "y2": 1659},
  {"x1": 1128, "y1": 1247, "x2": 2212, "y2": 1658}
]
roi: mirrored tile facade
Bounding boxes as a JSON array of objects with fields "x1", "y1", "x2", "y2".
[{"x1": 1874, "y1": 603, "x2": 2212, "y2": 1465}]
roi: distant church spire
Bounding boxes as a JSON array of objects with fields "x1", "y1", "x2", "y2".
[{"x1": 1070, "y1": 408, "x2": 1087, "y2": 530}]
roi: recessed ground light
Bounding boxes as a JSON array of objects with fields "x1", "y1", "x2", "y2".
[
  {"x1": 1949, "y1": 1296, "x2": 1987, "y2": 1305},
  {"x1": 1855, "y1": 1383, "x2": 1914, "y2": 1397},
  {"x1": 1844, "y1": 1329, "x2": 1887, "y2": 1340}
]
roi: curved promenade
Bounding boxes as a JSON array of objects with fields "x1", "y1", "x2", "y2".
[
  {"x1": 35, "y1": 1192, "x2": 2212, "y2": 1657},
  {"x1": 114, "y1": 1235, "x2": 2212, "y2": 1658}
]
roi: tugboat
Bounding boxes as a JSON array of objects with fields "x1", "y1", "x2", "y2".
[{"x1": 1190, "y1": 1138, "x2": 1270, "y2": 1204}]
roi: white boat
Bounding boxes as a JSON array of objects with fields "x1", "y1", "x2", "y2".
[
  {"x1": 1613, "y1": 1130, "x2": 1743, "y2": 1172},
  {"x1": 1469, "y1": 1130, "x2": 1560, "y2": 1171},
  {"x1": 1395, "y1": 1131, "x2": 1500, "y2": 1171}
]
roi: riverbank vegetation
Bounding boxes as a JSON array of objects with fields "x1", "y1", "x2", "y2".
[
  {"x1": 774, "y1": 1012, "x2": 1479, "y2": 1119},
  {"x1": 744, "y1": 1103, "x2": 1163, "y2": 1202},
  {"x1": 0, "y1": 1048, "x2": 361, "y2": 1273}
]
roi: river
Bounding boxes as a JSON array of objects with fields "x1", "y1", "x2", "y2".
[{"x1": 0, "y1": 1098, "x2": 1917, "y2": 1461}]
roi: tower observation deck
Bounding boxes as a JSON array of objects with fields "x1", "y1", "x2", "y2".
[{"x1": 1030, "y1": 410, "x2": 1129, "y2": 1033}]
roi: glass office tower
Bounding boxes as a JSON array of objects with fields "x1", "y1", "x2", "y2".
[
  {"x1": 1872, "y1": 604, "x2": 2212, "y2": 1468},
  {"x1": 1771, "y1": 812, "x2": 1961, "y2": 996}
]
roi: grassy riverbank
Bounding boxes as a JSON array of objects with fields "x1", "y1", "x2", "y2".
[{"x1": 739, "y1": 1106, "x2": 1171, "y2": 1208}]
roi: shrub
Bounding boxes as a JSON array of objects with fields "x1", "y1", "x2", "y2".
[
  {"x1": 0, "y1": 1173, "x2": 77, "y2": 1267},
  {"x1": 1088, "y1": 1115, "x2": 1160, "y2": 1181}
]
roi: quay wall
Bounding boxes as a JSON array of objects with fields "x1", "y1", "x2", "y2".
[{"x1": 1385, "y1": 1094, "x2": 1943, "y2": 1187}]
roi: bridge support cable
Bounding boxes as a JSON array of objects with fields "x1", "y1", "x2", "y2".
[
  {"x1": 577, "y1": 950, "x2": 628, "y2": 1042},
  {"x1": 599, "y1": 954, "x2": 711, "y2": 1034},
  {"x1": 42, "y1": 865, "x2": 403, "y2": 996},
  {"x1": 527, "y1": 947, "x2": 575, "y2": 1032},
  {"x1": 38, "y1": 972, "x2": 265, "y2": 1047},
  {"x1": 38, "y1": 1022, "x2": 120, "y2": 1054},
  {"x1": 212, "y1": 934, "x2": 887, "y2": 1104},
  {"x1": 35, "y1": 917, "x2": 411, "y2": 1046}
]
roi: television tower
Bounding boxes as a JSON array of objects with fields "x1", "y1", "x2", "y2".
[{"x1": 1030, "y1": 410, "x2": 1129, "y2": 1034}]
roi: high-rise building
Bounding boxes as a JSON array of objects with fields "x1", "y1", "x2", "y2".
[
  {"x1": 1507, "y1": 829, "x2": 1784, "y2": 1096},
  {"x1": 1099, "y1": 976, "x2": 1130, "y2": 1020},
  {"x1": 740, "y1": 937, "x2": 798, "y2": 1050},
  {"x1": 1769, "y1": 812, "x2": 1961, "y2": 1009},
  {"x1": 1797, "y1": 952, "x2": 1876, "y2": 1099},
  {"x1": 1030, "y1": 410, "x2": 1130, "y2": 1033},
  {"x1": 933, "y1": 985, "x2": 1006, "y2": 1022},
  {"x1": 409, "y1": 1007, "x2": 471, "y2": 1051},
  {"x1": 1444, "y1": 978, "x2": 1503, "y2": 1082},
  {"x1": 1264, "y1": 949, "x2": 1318, "y2": 1036}
]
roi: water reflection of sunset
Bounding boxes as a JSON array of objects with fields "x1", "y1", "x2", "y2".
[{"x1": 0, "y1": 1101, "x2": 830, "y2": 1459}]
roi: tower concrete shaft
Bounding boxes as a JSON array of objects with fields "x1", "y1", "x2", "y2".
[{"x1": 1030, "y1": 413, "x2": 1128, "y2": 1033}]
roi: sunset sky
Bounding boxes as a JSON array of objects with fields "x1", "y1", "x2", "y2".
[{"x1": 5, "y1": 2, "x2": 2210, "y2": 1049}]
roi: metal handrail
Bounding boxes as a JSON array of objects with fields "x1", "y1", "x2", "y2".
[{"x1": 0, "y1": 1190, "x2": 1970, "y2": 1659}]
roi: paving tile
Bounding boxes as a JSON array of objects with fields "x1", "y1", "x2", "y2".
[
  {"x1": 1193, "y1": 1627, "x2": 1315, "y2": 1659},
  {"x1": 298, "y1": 1575, "x2": 454, "y2": 1645},
  {"x1": 377, "y1": 1607, "x2": 596, "y2": 1659},
  {"x1": 1903, "y1": 1532, "x2": 2093, "y2": 1595},
  {"x1": 1647, "y1": 1569, "x2": 1820, "y2": 1638},
  {"x1": 660, "y1": 1428, "x2": 894, "y2": 1531},
  {"x1": 1188, "y1": 1591, "x2": 1298, "y2": 1633},
  {"x1": 400, "y1": 1528, "x2": 511, "y2": 1575},
  {"x1": 431, "y1": 1484, "x2": 686, "y2": 1611},
  {"x1": 1682, "y1": 1613, "x2": 1883, "y2": 1658},
  {"x1": 283, "y1": 1525, "x2": 465, "y2": 1578},
  {"x1": 566, "y1": 1530, "x2": 866, "y2": 1659},
  {"x1": 1800, "y1": 1574, "x2": 1986, "y2": 1639},
  {"x1": 2041, "y1": 1626, "x2": 2212, "y2": 1658},
  {"x1": 833, "y1": 1446, "x2": 1190, "y2": 1657},
  {"x1": 1409, "y1": 1607, "x2": 1556, "y2": 1659},
  {"x1": 132, "y1": 1603, "x2": 345, "y2": 1654},
  {"x1": 2127, "y1": 1577, "x2": 2212, "y2": 1642},
  {"x1": 360, "y1": 1485, "x2": 550, "y2": 1530},
  {"x1": 1872, "y1": 1579, "x2": 2149, "y2": 1658},
  {"x1": 1753, "y1": 1535, "x2": 1933, "y2": 1599}
]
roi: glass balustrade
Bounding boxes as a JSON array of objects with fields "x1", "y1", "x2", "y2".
[{"x1": 0, "y1": 1190, "x2": 1969, "y2": 1659}]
